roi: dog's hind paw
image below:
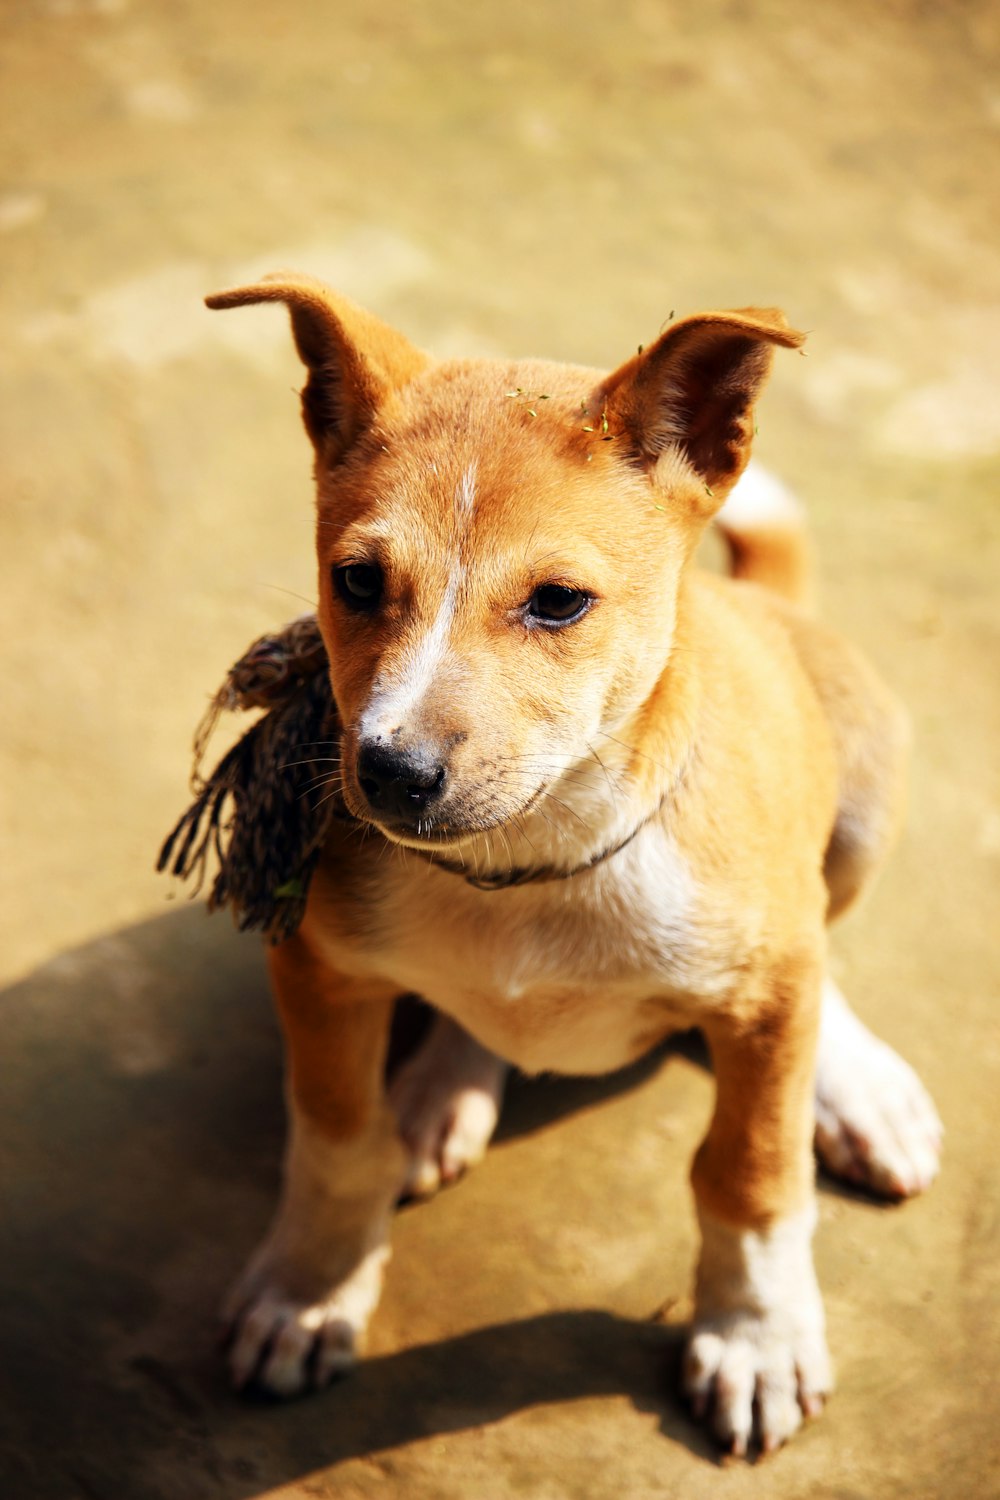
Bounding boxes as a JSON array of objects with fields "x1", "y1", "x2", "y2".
[
  {"x1": 814, "y1": 979, "x2": 942, "y2": 1199},
  {"x1": 388, "y1": 1013, "x2": 506, "y2": 1199}
]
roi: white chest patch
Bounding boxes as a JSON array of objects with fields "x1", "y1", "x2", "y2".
[{"x1": 363, "y1": 824, "x2": 737, "y2": 1076}]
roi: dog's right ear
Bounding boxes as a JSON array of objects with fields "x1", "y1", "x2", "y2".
[{"x1": 205, "y1": 272, "x2": 428, "y2": 461}]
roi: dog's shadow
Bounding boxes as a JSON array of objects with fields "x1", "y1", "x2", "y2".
[{"x1": 4, "y1": 905, "x2": 859, "y2": 1497}]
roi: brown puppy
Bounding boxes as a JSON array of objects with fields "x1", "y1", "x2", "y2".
[{"x1": 205, "y1": 275, "x2": 941, "y2": 1454}]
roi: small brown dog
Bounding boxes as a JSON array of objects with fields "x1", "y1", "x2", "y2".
[{"x1": 204, "y1": 274, "x2": 941, "y2": 1454}]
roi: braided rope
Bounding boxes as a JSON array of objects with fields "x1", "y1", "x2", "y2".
[{"x1": 157, "y1": 615, "x2": 338, "y2": 943}]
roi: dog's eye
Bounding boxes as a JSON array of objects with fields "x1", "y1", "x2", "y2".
[
  {"x1": 334, "y1": 562, "x2": 383, "y2": 611},
  {"x1": 527, "y1": 584, "x2": 590, "y2": 625}
]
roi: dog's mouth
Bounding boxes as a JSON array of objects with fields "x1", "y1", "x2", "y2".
[
  {"x1": 371, "y1": 820, "x2": 473, "y2": 851},
  {"x1": 340, "y1": 774, "x2": 545, "y2": 852}
]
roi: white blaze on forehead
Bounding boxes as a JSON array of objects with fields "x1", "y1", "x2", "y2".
[
  {"x1": 455, "y1": 460, "x2": 477, "y2": 526},
  {"x1": 360, "y1": 463, "x2": 477, "y2": 735}
]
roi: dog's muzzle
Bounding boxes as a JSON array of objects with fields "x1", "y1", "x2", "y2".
[{"x1": 355, "y1": 738, "x2": 447, "y2": 829}]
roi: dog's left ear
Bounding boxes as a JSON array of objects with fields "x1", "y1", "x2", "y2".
[
  {"x1": 598, "y1": 309, "x2": 805, "y2": 500},
  {"x1": 205, "y1": 271, "x2": 428, "y2": 461}
]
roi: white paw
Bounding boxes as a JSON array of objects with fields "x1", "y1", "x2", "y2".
[
  {"x1": 815, "y1": 980, "x2": 942, "y2": 1198},
  {"x1": 221, "y1": 1242, "x2": 388, "y2": 1397},
  {"x1": 686, "y1": 1204, "x2": 831, "y2": 1455},
  {"x1": 388, "y1": 1014, "x2": 506, "y2": 1199},
  {"x1": 684, "y1": 1313, "x2": 832, "y2": 1455}
]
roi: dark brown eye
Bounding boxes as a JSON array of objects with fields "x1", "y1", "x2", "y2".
[
  {"x1": 334, "y1": 562, "x2": 382, "y2": 611},
  {"x1": 527, "y1": 584, "x2": 590, "y2": 625}
]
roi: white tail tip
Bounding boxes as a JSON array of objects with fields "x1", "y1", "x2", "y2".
[{"x1": 716, "y1": 463, "x2": 804, "y2": 536}]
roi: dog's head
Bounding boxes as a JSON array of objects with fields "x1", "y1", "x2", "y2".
[{"x1": 208, "y1": 274, "x2": 802, "y2": 853}]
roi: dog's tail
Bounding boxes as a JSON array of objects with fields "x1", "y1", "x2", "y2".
[{"x1": 714, "y1": 463, "x2": 813, "y2": 610}]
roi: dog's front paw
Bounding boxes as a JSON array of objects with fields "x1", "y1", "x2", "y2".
[
  {"x1": 683, "y1": 1310, "x2": 832, "y2": 1455},
  {"x1": 222, "y1": 1241, "x2": 389, "y2": 1397},
  {"x1": 686, "y1": 1204, "x2": 831, "y2": 1455},
  {"x1": 388, "y1": 1014, "x2": 506, "y2": 1199},
  {"x1": 815, "y1": 980, "x2": 942, "y2": 1198}
]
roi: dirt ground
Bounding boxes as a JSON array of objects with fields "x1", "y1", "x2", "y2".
[{"x1": 2, "y1": 2, "x2": 999, "y2": 1496}]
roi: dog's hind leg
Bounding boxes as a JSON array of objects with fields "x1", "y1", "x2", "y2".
[
  {"x1": 814, "y1": 976, "x2": 941, "y2": 1198},
  {"x1": 388, "y1": 1012, "x2": 507, "y2": 1199},
  {"x1": 807, "y1": 658, "x2": 940, "y2": 1195},
  {"x1": 756, "y1": 581, "x2": 940, "y2": 1192}
]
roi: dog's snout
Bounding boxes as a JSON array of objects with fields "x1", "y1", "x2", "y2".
[{"x1": 356, "y1": 739, "x2": 447, "y2": 822}]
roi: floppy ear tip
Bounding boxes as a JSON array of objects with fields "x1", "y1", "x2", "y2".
[
  {"x1": 768, "y1": 319, "x2": 807, "y2": 351},
  {"x1": 203, "y1": 284, "x2": 278, "y2": 311},
  {"x1": 734, "y1": 306, "x2": 807, "y2": 349},
  {"x1": 204, "y1": 271, "x2": 318, "y2": 312}
]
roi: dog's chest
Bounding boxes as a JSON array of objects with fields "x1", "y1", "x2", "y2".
[{"x1": 370, "y1": 831, "x2": 733, "y2": 1074}]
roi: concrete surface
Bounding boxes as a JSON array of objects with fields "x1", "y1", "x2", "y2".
[{"x1": 2, "y1": 1, "x2": 999, "y2": 1496}]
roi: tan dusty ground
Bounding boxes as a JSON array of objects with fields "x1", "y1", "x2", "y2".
[{"x1": 2, "y1": 2, "x2": 999, "y2": 1496}]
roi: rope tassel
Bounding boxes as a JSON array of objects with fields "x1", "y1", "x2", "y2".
[{"x1": 157, "y1": 615, "x2": 340, "y2": 943}]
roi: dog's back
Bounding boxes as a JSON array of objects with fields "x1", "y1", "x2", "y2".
[{"x1": 715, "y1": 464, "x2": 910, "y2": 921}]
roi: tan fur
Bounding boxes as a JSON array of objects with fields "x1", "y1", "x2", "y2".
[{"x1": 204, "y1": 276, "x2": 921, "y2": 1449}]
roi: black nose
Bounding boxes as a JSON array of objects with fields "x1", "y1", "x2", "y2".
[{"x1": 356, "y1": 740, "x2": 447, "y2": 823}]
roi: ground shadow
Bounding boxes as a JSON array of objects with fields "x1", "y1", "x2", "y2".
[
  {"x1": 1, "y1": 907, "x2": 723, "y2": 1499},
  {"x1": 129, "y1": 1311, "x2": 716, "y2": 1500},
  {"x1": 3, "y1": 900, "x2": 906, "y2": 1498}
]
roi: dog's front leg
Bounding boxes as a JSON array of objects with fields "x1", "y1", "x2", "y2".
[
  {"x1": 684, "y1": 956, "x2": 832, "y2": 1455},
  {"x1": 223, "y1": 931, "x2": 407, "y2": 1396}
]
